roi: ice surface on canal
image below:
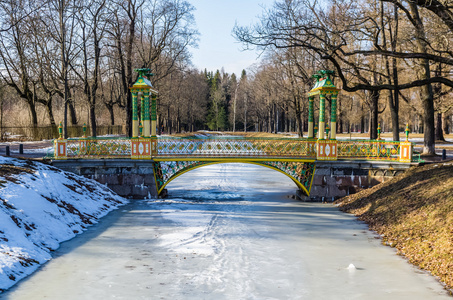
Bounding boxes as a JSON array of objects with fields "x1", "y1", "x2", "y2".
[{"x1": 3, "y1": 164, "x2": 451, "y2": 299}]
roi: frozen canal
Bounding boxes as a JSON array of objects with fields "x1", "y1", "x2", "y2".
[{"x1": 2, "y1": 164, "x2": 450, "y2": 299}]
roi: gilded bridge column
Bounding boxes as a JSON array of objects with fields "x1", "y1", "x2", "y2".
[
  {"x1": 130, "y1": 68, "x2": 158, "y2": 159},
  {"x1": 318, "y1": 93, "x2": 326, "y2": 140},
  {"x1": 144, "y1": 91, "x2": 150, "y2": 137},
  {"x1": 330, "y1": 93, "x2": 337, "y2": 140},
  {"x1": 132, "y1": 91, "x2": 139, "y2": 138},
  {"x1": 308, "y1": 96, "x2": 314, "y2": 138},
  {"x1": 151, "y1": 93, "x2": 157, "y2": 137},
  {"x1": 309, "y1": 70, "x2": 339, "y2": 161},
  {"x1": 140, "y1": 92, "x2": 145, "y2": 136}
]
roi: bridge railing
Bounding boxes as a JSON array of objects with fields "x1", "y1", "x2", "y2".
[
  {"x1": 156, "y1": 136, "x2": 317, "y2": 158},
  {"x1": 53, "y1": 136, "x2": 416, "y2": 163},
  {"x1": 65, "y1": 137, "x2": 131, "y2": 159},
  {"x1": 337, "y1": 140, "x2": 401, "y2": 161}
]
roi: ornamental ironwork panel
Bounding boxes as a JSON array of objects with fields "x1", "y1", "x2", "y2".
[
  {"x1": 154, "y1": 160, "x2": 211, "y2": 193},
  {"x1": 66, "y1": 138, "x2": 131, "y2": 158},
  {"x1": 153, "y1": 160, "x2": 316, "y2": 196},
  {"x1": 157, "y1": 137, "x2": 317, "y2": 158},
  {"x1": 260, "y1": 161, "x2": 315, "y2": 194},
  {"x1": 337, "y1": 140, "x2": 400, "y2": 160}
]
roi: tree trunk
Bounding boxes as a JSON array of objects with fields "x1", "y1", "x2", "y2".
[
  {"x1": 389, "y1": 90, "x2": 400, "y2": 141},
  {"x1": 297, "y1": 109, "x2": 303, "y2": 137},
  {"x1": 387, "y1": 56, "x2": 400, "y2": 141},
  {"x1": 273, "y1": 103, "x2": 277, "y2": 133},
  {"x1": 90, "y1": 104, "x2": 97, "y2": 138},
  {"x1": 267, "y1": 107, "x2": 271, "y2": 133},
  {"x1": 422, "y1": 91, "x2": 435, "y2": 154},
  {"x1": 177, "y1": 107, "x2": 181, "y2": 133},
  {"x1": 442, "y1": 113, "x2": 449, "y2": 134},
  {"x1": 360, "y1": 104, "x2": 365, "y2": 133},
  {"x1": 167, "y1": 106, "x2": 171, "y2": 134},
  {"x1": 418, "y1": 116, "x2": 423, "y2": 134},
  {"x1": 68, "y1": 95, "x2": 77, "y2": 125},
  {"x1": 369, "y1": 90, "x2": 379, "y2": 140},
  {"x1": 244, "y1": 96, "x2": 247, "y2": 132},
  {"x1": 409, "y1": 2, "x2": 435, "y2": 154},
  {"x1": 45, "y1": 100, "x2": 56, "y2": 126},
  {"x1": 125, "y1": 5, "x2": 136, "y2": 138},
  {"x1": 27, "y1": 99, "x2": 38, "y2": 127},
  {"x1": 435, "y1": 112, "x2": 445, "y2": 141},
  {"x1": 382, "y1": 2, "x2": 400, "y2": 141},
  {"x1": 158, "y1": 114, "x2": 163, "y2": 135},
  {"x1": 106, "y1": 104, "x2": 115, "y2": 125}
]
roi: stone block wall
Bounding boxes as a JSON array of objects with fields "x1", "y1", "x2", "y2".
[
  {"x1": 299, "y1": 161, "x2": 412, "y2": 202},
  {"x1": 51, "y1": 160, "x2": 158, "y2": 199}
]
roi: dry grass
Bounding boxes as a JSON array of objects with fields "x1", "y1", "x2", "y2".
[{"x1": 335, "y1": 162, "x2": 453, "y2": 292}]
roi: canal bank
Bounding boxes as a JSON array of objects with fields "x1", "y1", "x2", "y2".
[{"x1": 336, "y1": 161, "x2": 453, "y2": 293}]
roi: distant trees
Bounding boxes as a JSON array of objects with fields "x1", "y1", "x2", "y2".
[
  {"x1": 0, "y1": 0, "x2": 198, "y2": 137},
  {"x1": 0, "y1": 0, "x2": 452, "y2": 151},
  {"x1": 234, "y1": 0, "x2": 453, "y2": 154},
  {"x1": 206, "y1": 70, "x2": 227, "y2": 131}
]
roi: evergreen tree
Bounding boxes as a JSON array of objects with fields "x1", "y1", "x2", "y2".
[{"x1": 206, "y1": 70, "x2": 228, "y2": 130}]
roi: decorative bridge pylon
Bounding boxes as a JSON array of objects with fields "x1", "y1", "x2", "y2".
[
  {"x1": 308, "y1": 70, "x2": 339, "y2": 161},
  {"x1": 52, "y1": 70, "x2": 415, "y2": 198},
  {"x1": 129, "y1": 68, "x2": 159, "y2": 159}
]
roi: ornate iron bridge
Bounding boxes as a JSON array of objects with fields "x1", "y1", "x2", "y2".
[
  {"x1": 52, "y1": 135, "x2": 416, "y2": 197},
  {"x1": 51, "y1": 69, "x2": 416, "y2": 198}
]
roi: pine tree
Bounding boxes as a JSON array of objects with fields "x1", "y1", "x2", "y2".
[{"x1": 206, "y1": 70, "x2": 228, "y2": 130}]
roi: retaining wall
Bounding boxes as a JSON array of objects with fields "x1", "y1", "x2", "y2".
[
  {"x1": 299, "y1": 160, "x2": 414, "y2": 201},
  {"x1": 51, "y1": 159, "x2": 158, "y2": 199},
  {"x1": 51, "y1": 159, "x2": 414, "y2": 201}
]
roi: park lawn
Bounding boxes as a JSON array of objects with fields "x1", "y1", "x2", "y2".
[{"x1": 335, "y1": 161, "x2": 453, "y2": 293}]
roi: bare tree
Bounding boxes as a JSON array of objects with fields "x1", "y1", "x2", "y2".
[
  {"x1": 72, "y1": 0, "x2": 108, "y2": 137},
  {"x1": 234, "y1": 0, "x2": 453, "y2": 153},
  {"x1": 0, "y1": 0, "x2": 40, "y2": 127},
  {"x1": 107, "y1": 0, "x2": 145, "y2": 137}
]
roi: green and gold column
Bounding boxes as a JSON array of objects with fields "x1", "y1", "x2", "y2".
[
  {"x1": 318, "y1": 93, "x2": 326, "y2": 140},
  {"x1": 144, "y1": 91, "x2": 150, "y2": 137},
  {"x1": 330, "y1": 93, "x2": 338, "y2": 140},
  {"x1": 132, "y1": 91, "x2": 139, "y2": 137},
  {"x1": 140, "y1": 93, "x2": 145, "y2": 136},
  {"x1": 151, "y1": 93, "x2": 157, "y2": 137},
  {"x1": 308, "y1": 96, "x2": 314, "y2": 138}
]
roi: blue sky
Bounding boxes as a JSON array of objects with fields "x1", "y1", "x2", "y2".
[{"x1": 188, "y1": 0, "x2": 275, "y2": 76}]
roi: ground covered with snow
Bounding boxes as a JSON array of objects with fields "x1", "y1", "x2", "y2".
[{"x1": 0, "y1": 156, "x2": 128, "y2": 292}]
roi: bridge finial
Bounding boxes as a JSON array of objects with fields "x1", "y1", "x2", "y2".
[
  {"x1": 405, "y1": 123, "x2": 410, "y2": 141},
  {"x1": 312, "y1": 74, "x2": 322, "y2": 81},
  {"x1": 318, "y1": 70, "x2": 335, "y2": 79},
  {"x1": 134, "y1": 68, "x2": 154, "y2": 78}
]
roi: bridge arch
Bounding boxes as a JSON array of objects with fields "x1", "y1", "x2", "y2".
[{"x1": 153, "y1": 159, "x2": 315, "y2": 197}]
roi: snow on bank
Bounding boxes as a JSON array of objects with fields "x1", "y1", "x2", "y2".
[{"x1": 0, "y1": 156, "x2": 128, "y2": 292}]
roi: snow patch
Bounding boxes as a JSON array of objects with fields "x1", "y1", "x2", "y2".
[{"x1": 0, "y1": 156, "x2": 128, "y2": 292}]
